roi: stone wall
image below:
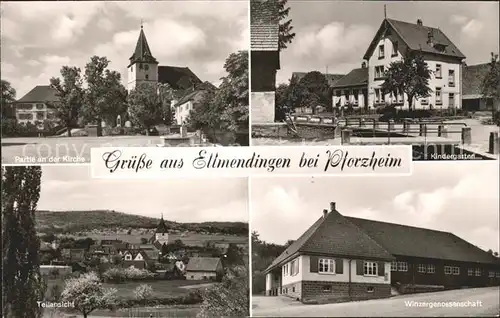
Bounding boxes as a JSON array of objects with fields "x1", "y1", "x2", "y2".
[
  {"x1": 282, "y1": 282, "x2": 302, "y2": 301},
  {"x1": 301, "y1": 281, "x2": 391, "y2": 304}
]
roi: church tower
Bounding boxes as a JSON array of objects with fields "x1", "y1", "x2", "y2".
[
  {"x1": 127, "y1": 24, "x2": 159, "y2": 91},
  {"x1": 155, "y1": 213, "x2": 169, "y2": 245}
]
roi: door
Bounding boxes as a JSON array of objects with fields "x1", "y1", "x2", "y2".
[{"x1": 448, "y1": 93, "x2": 455, "y2": 109}]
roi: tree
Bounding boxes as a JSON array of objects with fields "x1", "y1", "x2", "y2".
[
  {"x1": 278, "y1": 0, "x2": 296, "y2": 51},
  {"x1": 127, "y1": 83, "x2": 163, "y2": 134},
  {"x1": 134, "y1": 284, "x2": 153, "y2": 302},
  {"x1": 275, "y1": 83, "x2": 290, "y2": 121},
  {"x1": 187, "y1": 51, "x2": 248, "y2": 144},
  {"x1": 49, "y1": 66, "x2": 84, "y2": 137},
  {"x1": 83, "y1": 56, "x2": 127, "y2": 135},
  {"x1": 1, "y1": 79, "x2": 16, "y2": 119},
  {"x1": 291, "y1": 71, "x2": 331, "y2": 114},
  {"x1": 223, "y1": 243, "x2": 244, "y2": 267},
  {"x1": 2, "y1": 166, "x2": 46, "y2": 318},
  {"x1": 197, "y1": 266, "x2": 249, "y2": 317},
  {"x1": 158, "y1": 83, "x2": 176, "y2": 126},
  {"x1": 61, "y1": 272, "x2": 117, "y2": 318},
  {"x1": 481, "y1": 52, "x2": 500, "y2": 125},
  {"x1": 381, "y1": 50, "x2": 432, "y2": 111}
]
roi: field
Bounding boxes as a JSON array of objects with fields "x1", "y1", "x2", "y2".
[{"x1": 44, "y1": 278, "x2": 212, "y2": 317}]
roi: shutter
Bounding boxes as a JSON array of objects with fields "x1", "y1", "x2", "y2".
[
  {"x1": 335, "y1": 259, "x2": 343, "y2": 274},
  {"x1": 356, "y1": 260, "x2": 364, "y2": 275},
  {"x1": 378, "y1": 262, "x2": 385, "y2": 276},
  {"x1": 310, "y1": 256, "x2": 318, "y2": 273}
]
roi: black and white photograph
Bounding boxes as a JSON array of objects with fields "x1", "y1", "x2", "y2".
[
  {"x1": 251, "y1": 161, "x2": 500, "y2": 317},
  {"x1": 250, "y1": 0, "x2": 500, "y2": 160},
  {"x1": 1, "y1": 165, "x2": 249, "y2": 317},
  {"x1": 1, "y1": 1, "x2": 249, "y2": 165}
]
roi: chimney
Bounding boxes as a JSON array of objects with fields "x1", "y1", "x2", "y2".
[
  {"x1": 323, "y1": 209, "x2": 328, "y2": 218},
  {"x1": 330, "y1": 202, "x2": 336, "y2": 212},
  {"x1": 417, "y1": 19, "x2": 423, "y2": 26},
  {"x1": 361, "y1": 61, "x2": 367, "y2": 68}
]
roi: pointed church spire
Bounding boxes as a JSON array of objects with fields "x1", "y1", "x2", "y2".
[
  {"x1": 156, "y1": 213, "x2": 168, "y2": 234},
  {"x1": 128, "y1": 24, "x2": 159, "y2": 67}
]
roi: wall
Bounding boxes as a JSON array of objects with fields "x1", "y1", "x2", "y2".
[
  {"x1": 127, "y1": 63, "x2": 159, "y2": 91},
  {"x1": 175, "y1": 100, "x2": 194, "y2": 125},
  {"x1": 156, "y1": 233, "x2": 168, "y2": 245},
  {"x1": 186, "y1": 271, "x2": 217, "y2": 280},
  {"x1": 15, "y1": 102, "x2": 58, "y2": 128},
  {"x1": 251, "y1": 92, "x2": 275, "y2": 124},
  {"x1": 367, "y1": 35, "x2": 462, "y2": 110}
]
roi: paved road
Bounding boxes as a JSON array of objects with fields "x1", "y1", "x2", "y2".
[{"x1": 252, "y1": 287, "x2": 500, "y2": 317}]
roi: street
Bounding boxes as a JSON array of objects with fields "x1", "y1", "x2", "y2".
[{"x1": 252, "y1": 287, "x2": 500, "y2": 317}]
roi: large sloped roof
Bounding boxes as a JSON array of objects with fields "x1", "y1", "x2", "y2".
[
  {"x1": 186, "y1": 257, "x2": 221, "y2": 272},
  {"x1": 332, "y1": 68, "x2": 368, "y2": 88},
  {"x1": 363, "y1": 18, "x2": 465, "y2": 60},
  {"x1": 346, "y1": 217, "x2": 500, "y2": 265},
  {"x1": 16, "y1": 85, "x2": 59, "y2": 103},
  {"x1": 158, "y1": 66, "x2": 203, "y2": 90},
  {"x1": 265, "y1": 209, "x2": 395, "y2": 273},
  {"x1": 129, "y1": 27, "x2": 158, "y2": 66},
  {"x1": 291, "y1": 72, "x2": 345, "y2": 87},
  {"x1": 251, "y1": 0, "x2": 279, "y2": 51}
]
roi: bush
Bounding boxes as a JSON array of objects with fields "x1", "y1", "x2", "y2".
[
  {"x1": 134, "y1": 284, "x2": 153, "y2": 301},
  {"x1": 115, "y1": 291, "x2": 203, "y2": 308},
  {"x1": 102, "y1": 267, "x2": 155, "y2": 283}
]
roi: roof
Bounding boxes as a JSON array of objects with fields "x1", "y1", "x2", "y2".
[
  {"x1": 158, "y1": 66, "x2": 203, "y2": 90},
  {"x1": 174, "y1": 89, "x2": 209, "y2": 107},
  {"x1": 363, "y1": 18, "x2": 465, "y2": 60},
  {"x1": 129, "y1": 27, "x2": 158, "y2": 66},
  {"x1": 251, "y1": 0, "x2": 279, "y2": 51},
  {"x1": 462, "y1": 63, "x2": 490, "y2": 97},
  {"x1": 332, "y1": 67, "x2": 368, "y2": 88},
  {"x1": 292, "y1": 72, "x2": 345, "y2": 87},
  {"x1": 265, "y1": 209, "x2": 395, "y2": 273},
  {"x1": 16, "y1": 85, "x2": 58, "y2": 103},
  {"x1": 346, "y1": 217, "x2": 500, "y2": 265},
  {"x1": 186, "y1": 257, "x2": 221, "y2": 272},
  {"x1": 156, "y1": 216, "x2": 168, "y2": 234}
]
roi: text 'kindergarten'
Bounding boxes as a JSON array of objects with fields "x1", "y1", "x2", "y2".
[{"x1": 91, "y1": 146, "x2": 412, "y2": 177}]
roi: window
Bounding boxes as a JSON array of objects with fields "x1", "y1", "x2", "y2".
[
  {"x1": 392, "y1": 41, "x2": 398, "y2": 56},
  {"x1": 125, "y1": 254, "x2": 132, "y2": 260},
  {"x1": 17, "y1": 103, "x2": 33, "y2": 110},
  {"x1": 323, "y1": 285, "x2": 332, "y2": 292},
  {"x1": 417, "y1": 264, "x2": 427, "y2": 273},
  {"x1": 367, "y1": 286, "x2": 374, "y2": 293},
  {"x1": 391, "y1": 261, "x2": 397, "y2": 271},
  {"x1": 489, "y1": 271, "x2": 495, "y2": 278},
  {"x1": 145, "y1": 64, "x2": 149, "y2": 71},
  {"x1": 290, "y1": 259, "x2": 299, "y2": 276},
  {"x1": 375, "y1": 66, "x2": 385, "y2": 79},
  {"x1": 18, "y1": 113, "x2": 33, "y2": 120},
  {"x1": 131, "y1": 66, "x2": 134, "y2": 72},
  {"x1": 452, "y1": 267, "x2": 460, "y2": 275},
  {"x1": 364, "y1": 261, "x2": 378, "y2": 276},
  {"x1": 496, "y1": 272, "x2": 500, "y2": 278},
  {"x1": 138, "y1": 63, "x2": 143, "y2": 70},
  {"x1": 427, "y1": 264, "x2": 435, "y2": 274},
  {"x1": 36, "y1": 103, "x2": 44, "y2": 109},
  {"x1": 468, "y1": 268, "x2": 474, "y2": 276},
  {"x1": 436, "y1": 64, "x2": 442, "y2": 78},
  {"x1": 283, "y1": 264, "x2": 288, "y2": 277},
  {"x1": 444, "y1": 266, "x2": 452, "y2": 275},
  {"x1": 397, "y1": 261, "x2": 408, "y2": 272},
  {"x1": 475, "y1": 268, "x2": 481, "y2": 276},
  {"x1": 421, "y1": 98, "x2": 429, "y2": 105},
  {"x1": 318, "y1": 258, "x2": 335, "y2": 274},
  {"x1": 374, "y1": 89, "x2": 381, "y2": 103},
  {"x1": 378, "y1": 44, "x2": 385, "y2": 58},
  {"x1": 145, "y1": 74, "x2": 149, "y2": 80},
  {"x1": 36, "y1": 112, "x2": 45, "y2": 120},
  {"x1": 435, "y1": 87, "x2": 442, "y2": 104},
  {"x1": 292, "y1": 287, "x2": 295, "y2": 292},
  {"x1": 448, "y1": 70, "x2": 455, "y2": 87}
]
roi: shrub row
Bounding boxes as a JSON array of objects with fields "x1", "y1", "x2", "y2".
[
  {"x1": 102, "y1": 267, "x2": 155, "y2": 283},
  {"x1": 112, "y1": 291, "x2": 203, "y2": 308}
]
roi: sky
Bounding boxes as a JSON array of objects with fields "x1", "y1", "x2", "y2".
[
  {"x1": 38, "y1": 165, "x2": 248, "y2": 223},
  {"x1": 277, "y1": 1, "x2": 499, "y2": 84},
  {"x1": 251, "y1": 161, "x2": 499, "y2": 253},
  {"x1": 1, "y1": 1, "x2": 248, "y2": 98}
]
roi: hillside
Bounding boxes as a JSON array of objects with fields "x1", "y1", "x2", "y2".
[{"x1": 36, "y1": 210, "x2": 248, "y2": 236}]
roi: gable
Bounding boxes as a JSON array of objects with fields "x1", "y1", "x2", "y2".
[{"x1": 363, "y1": 19, "x2": 465, "y2": 60}]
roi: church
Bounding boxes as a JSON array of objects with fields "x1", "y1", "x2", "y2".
[
  {"x1": 127, "y1": 25, "x2": 204, "y2": 93},
  {"x1": 151, "y1": 214, "x2": 169, "y2": 249}
]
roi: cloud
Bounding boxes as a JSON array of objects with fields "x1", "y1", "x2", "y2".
[
  {"x1": 292, "y1": 22, "x2": 374, "y2": 62},
  {"x1": 450, "y1": 15, "x2": 468, "y2": 25},
  {"x1": 461, "y1": 20, "x2": 484, "y2": 38}
]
